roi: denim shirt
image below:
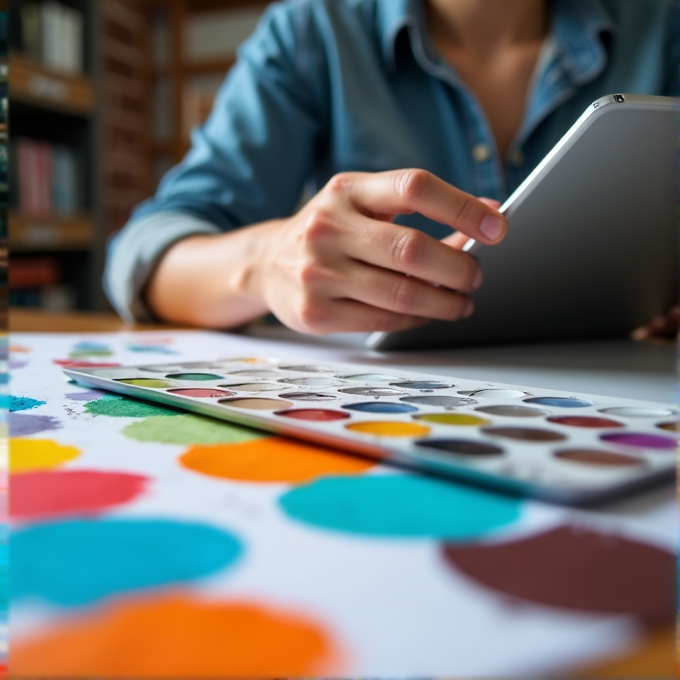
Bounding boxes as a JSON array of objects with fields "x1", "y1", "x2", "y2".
[{"x1": 105, "y1": 0, "x2": 680, "y2": 321}]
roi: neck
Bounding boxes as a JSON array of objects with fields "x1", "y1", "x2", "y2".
[{"x1": 426, "y1": 0, "x2": 549, "y2": 57}]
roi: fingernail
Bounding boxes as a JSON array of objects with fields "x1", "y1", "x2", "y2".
[
  {"x1": 472, "y1": 268, "x2": 483, "y2": 291},
  {"x1": 463, "y1": 299, "x2": 474, "y2": 318},
  {"x1": 480, "y1": 214, "x2": 504, "y2": 240}
]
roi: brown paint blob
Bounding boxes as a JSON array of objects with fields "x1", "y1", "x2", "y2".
[
  {"x1": 483, "y1": 427, "x2": 566, "y2": 442},
  {"x1": 219, "y1": 398, "x2": 292, "y2": 411},
  {"x1": 657, "y1": 421, "x2": 679, "y2": 433},
  {"x1": 442, "y1": 525, "x2": 673, "y2": 625},
  {"x1": 275, "y1": 409, "x2": 350, "y2": 422},
  {"x1": 554, "y1": 448, "x2": 642, "y2": 467},
  {"x1": 547, "y1": 416, "x2": 624, "y2": 429}
]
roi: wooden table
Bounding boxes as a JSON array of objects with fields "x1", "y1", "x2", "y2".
[{"x1": 9, "y1": 308, "x2": 676, "y2": 677}]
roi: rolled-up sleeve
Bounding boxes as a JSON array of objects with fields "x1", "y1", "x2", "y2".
[{"x1": 104, "y1": 1, "x2": 327, "y2": 320}]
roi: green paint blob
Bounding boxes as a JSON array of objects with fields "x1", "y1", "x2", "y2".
[
  {"x1": 69, "y1": 350, "x2": 114, "y2": 358},
  {"x1": 123, "y1": 414, "x2": 264, "y2": 445},
  {"x1": 85, "y1": 395, "x2": 181, "y2": 418},
  {"x1": 116, "y1": 379, "x2": 172, "y2": 388}
]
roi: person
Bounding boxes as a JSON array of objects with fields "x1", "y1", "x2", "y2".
[{"x1": 105, "y1": 0, "x2": 680, "y2": 337}]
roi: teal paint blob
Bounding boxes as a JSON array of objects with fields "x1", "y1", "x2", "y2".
[
  {"x1": 280, "y1": 475, "x2": 522, "y2": 539},
  {"x1": 11, "y1": 518, "x2": 243, "y2": 607},
  {"x1": 10, "y1": 396, "x2": 47, "y2": 412}
]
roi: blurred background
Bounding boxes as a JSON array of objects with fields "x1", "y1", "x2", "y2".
[{"x1": 7, "y1": 0, "x2": 269, "y2": 313}]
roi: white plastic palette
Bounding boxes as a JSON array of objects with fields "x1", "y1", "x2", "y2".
[{"x1": 64, "y1": 358, "x2": 678, "y2": 505}]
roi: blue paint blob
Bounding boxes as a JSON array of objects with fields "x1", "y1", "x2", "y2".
[
  {"x1": 75, "y1": 342, "x2": 110, "y2": 350},
  {"x1": 280, "y1": 475, "x2": 521, "y2": 539},
  {"x1": 343, "y1": 401, "x2": 418, "y2": 414},
  {"x1": 524, "y1": 397, "x2": 595, "y2": 408},
  {"x1": 127, "y1": 345, "x2": 178, "y2": 355},
  {"x1": 10, "y1": 396, "x2": 47, "y2": 412},
  {"x1": 11, "y1": 518, "x2": 243, "y2": 607}
]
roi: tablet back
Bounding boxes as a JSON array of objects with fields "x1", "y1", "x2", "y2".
[{"x1": 367, "y1": 94, "x2": 678, "y2": 351}]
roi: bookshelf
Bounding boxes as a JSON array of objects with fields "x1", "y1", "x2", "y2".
[
  {"x1": 145, "y1": 0, "x2": 268, "y2": 190},
  {"x1": 8, "y1": 0, "x2": 101, "y2": 311}
]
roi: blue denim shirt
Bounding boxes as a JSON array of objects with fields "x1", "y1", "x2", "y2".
[{"x1": 105, "y1": 0, "x2": 680, "y2": 320}]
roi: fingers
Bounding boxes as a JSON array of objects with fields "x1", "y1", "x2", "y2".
[
  {"x1": 336, "y1": 169, "x2": 507, "y2": 244},
  {"x1": 335, "y1": 214, "x2": 482, "y2": 293},
  {"x1": 336, "y1": 262, "x2": 474, "y2": 322}
]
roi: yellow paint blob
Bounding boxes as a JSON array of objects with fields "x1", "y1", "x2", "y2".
[
  {"x1": 11, "y1": 439, "x2": 81, "y2": 473},
  {"x1": 116, "y1": 378, "x2": 172, "y2": 388},
  {"x1": 414, "y1": 413, "x2": 491, "y2": 426},
  {"x1": 345, "y1": 421, "x2": 430, "y2": 437},
  {"x1": 180, "y1": 437, "x2": 374, "y2": 483}
]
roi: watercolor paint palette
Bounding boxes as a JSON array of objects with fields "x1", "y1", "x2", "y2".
[{"x1": 64, "y1": 358, "x2": 678, "y2": 505}]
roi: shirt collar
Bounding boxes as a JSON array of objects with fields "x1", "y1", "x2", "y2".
[
  {"x1": 550, "y1": 0, "x2": 616, "y2": 84},
  {"x1": 378, "y1": 0, "x2": 616, "y2": 83}
]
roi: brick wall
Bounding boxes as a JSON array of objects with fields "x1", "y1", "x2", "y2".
[{"x1": 99, "y1": 0, "x2": 149, "y2": 241}]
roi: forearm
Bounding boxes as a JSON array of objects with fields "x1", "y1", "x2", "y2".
[{"x1": 145, "y1": 220, "x2": 281, "y2": 328}]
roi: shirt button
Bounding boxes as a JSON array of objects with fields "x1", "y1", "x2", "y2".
[
  {"x1": 472, "y1": 143, "x2": 491, "y2": 163},
  {"x1": 509, "y1": 149, "x2": 525, "y2": 166}
]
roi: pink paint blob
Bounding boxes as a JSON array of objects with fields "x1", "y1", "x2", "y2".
[
  {"x1": 55, "y1": 360, "x2": 122, "y2": 368},
  {"x1": 10, "y1": 470, "x2": 149, "y2": 520},
  {"x1": 167, "y1": 388, "x2": 235, "y2": 398}
]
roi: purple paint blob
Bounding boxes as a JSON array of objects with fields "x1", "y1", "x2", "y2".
[
  {"x1": 10, "y1": 413, "x2": 62, "y2": 436},
  {"x1": 10, "y1": 360, "x2": 29, "y2": 370},
  {"x1": 65, "y1": 390, "x2": 107, "y2": 402},
  {"x1": 600, "y1": 432, "x2": 676, "y2": 450}
]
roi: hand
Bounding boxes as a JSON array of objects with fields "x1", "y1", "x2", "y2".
[
  {"x1": 632, "y1": 307, "x2": 680, "y2": 341},
  {"x1": 252, "y1": 169, "x2": 507, "y2": 334}
]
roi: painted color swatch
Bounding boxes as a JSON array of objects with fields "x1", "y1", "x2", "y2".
[
  {"x1": 10, "y1": 413, "x2": 62, "y2": 437},
  {"x1": 345, "y1": 421, "x2": 430, "y2": 437},
  {"x1": 416, "y1": 439, "x2": 504, "y2": 457},
  {"x1": 547, "y1": 416, "x2": 624, "y2": 428},
  {"x1": 180, "y1": 437, "x2": 373, "y2": 483},
  {"x1": 10, "y1": 470, "x2": 149, "y2": 520},
  {"x1": 11, "y1": 594, "x2": 343, "y2": 677},
  {"x1": 123, "y1": 414, "x2": 264, "y2": 445},
  {"x1": 65, "y1": 390, "x2": 106, "y2": 402},
  {"x1": 442, "y1": 525, "x2": 673, "y2": 625},
  {"x1": 11, "y1": 439, "x2": 81, "y2": 473},
  {"x1": 9, "y1": 396, "x2": 46, "y2": 412},
  {"x1": 12, "y1": 518, "x2": 243, "y2": 606},
  {"x1": 280, "y1": 475, "x2": 521, "y2": 539},
  {"x1": 85, "y1": 395, "x2": 181, "y2": 418}
]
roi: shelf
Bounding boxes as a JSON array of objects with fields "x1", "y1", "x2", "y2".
[
  {"x1": 9, "y1": 213, "x2": 95, "y2": 251},
  {"x1": 9, "y1": 52, "x2": 95, "y2": 115}
]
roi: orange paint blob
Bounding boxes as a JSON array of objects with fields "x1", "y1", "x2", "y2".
[
  {"x1": 11, "y1": 594, "x2": 345, "y2": 677},
  {"x1": 180, "y1": 437, "x2": 373, "y2": 483}
]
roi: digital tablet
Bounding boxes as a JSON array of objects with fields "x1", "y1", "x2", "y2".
[{"x1": 367, "y1": 94, "x2": 678, "y2": 351}]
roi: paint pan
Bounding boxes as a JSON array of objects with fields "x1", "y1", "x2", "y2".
[
  {"x1": 167, "y1": 389, "x2": 234, "y2": 398},
  {"x1": 279, "y1": 392, "x2": 338, "y2": 402},
  {"x1": 525, "y1": 397, "x2": 595, "y2": 408},
  {"x1": 275, "y1": 409, "x2": 350, "y2": 422},
  {"x1": 548, "y1": 416, "x2": 624, "y2": 429},
  {"x1": 279, "y1": 377, "x2": 343, "y2": 387},
  {"x1": 346, "y1": 421, "x2": 431, "y2": 437},
  {"x1": 400, "y1": 395, "x2": 476, "y2": 409},
  {"x1": 554, "y1": 449, "x2": 643, "y2": 467},
  {"x1": 390, "y1": 381, "x2": 452, "y2": 390},
  {"x1": 460, "y1": 389, "x2": 530, "y2": 399},
  {"x1": 116, "y1": 378, "x2": 173, "y2": 388},
  {"x1": 339, "y1": 387, "x2": 408, "y2": 397},
  {"x1": 279, "y1": 365, "x2": 336, "y2": 373},
  {"x1": 342, "y1": 373, "x2": 403, "y2": 382},
  {"x1": 343, "y1": 402, "x2": 418, "y2": 414},
  {"x1": 166, "y1": 373, "x2": 224, "y2": 381},
  {"x1": 227, "y1": 370, "x2": 282, "y2": 378},
  {"x1": 414, "y1": 413, "x2": 491, "y2": 426},
  {"x1": 600, "y1": 407, "x2": 677, "y2": 418},
  {"x1": 219, "y1": 383, "x2": 282, "y2": 392},
  {"x1": 476, "y1": 405, "x2": 549, "y2": 418},
  {"x1": 484, "y1": 427, "x2": 566, "y2": 442},
  {"x1": 416, "y1": 439, "x2": 504, "y2": 456},
  {"x1": 218, "y1": 398, "x2": 292, "y2": 411},
  {"x1": 599, "y1": 432, "x2": 676, "y2": 450}
]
